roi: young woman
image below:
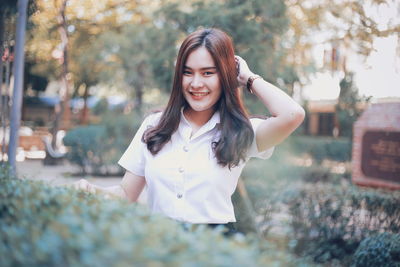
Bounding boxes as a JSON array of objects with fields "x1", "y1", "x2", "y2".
[{"x1": 75, "y1": 28, "x2": 305, "y2": 231}]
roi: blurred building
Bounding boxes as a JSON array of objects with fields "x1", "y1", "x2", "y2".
[
  {"x1": 22, "y1": 96, "x2": 59, "y2": 127},
  {"x1": 306, "y1": 99, "x2": 337, "y2": 136}
]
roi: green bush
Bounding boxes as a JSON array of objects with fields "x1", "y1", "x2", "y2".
[
  {"x1": 352, "y1": 232, "x2": 400, "y2": 267},
  {"x1": 286, "y1": 183, "x2": 400, "y2": 264},
  {"x1": 63, "y1": 125, "x2": 106, "y2": 174},
  {"x1": 299, "y1": 165, "x2": 348, "y2": 184},
  {"x1": 63, "y1": 112, "x2": 141, "y2": 175},
  {"x1": 0, "y1": 176, "x2": 306, "y2": 267},
  {"x1": 284, "y1": 136, "x2": 352, "y2": 163}
]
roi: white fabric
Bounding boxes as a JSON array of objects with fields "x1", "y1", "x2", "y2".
[{"x1": 118, "y1": 110, "x2": 274, "y2": 224}]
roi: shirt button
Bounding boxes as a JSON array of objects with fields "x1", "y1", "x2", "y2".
[
  {"x1": 177, "y1": 194, "x2": 183, "y2": 199},
  {"x1": 183, "y1": 146, "x2": 189, "y2": 152},
  {"x1": 178, "y1": 167, "x2": 184, "y2": 173}
]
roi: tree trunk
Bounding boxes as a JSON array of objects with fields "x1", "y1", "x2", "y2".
[
  {"x1": 0, "y1": 10, "x2": 6, "y2": 161},
  {"x1": 1, "y1": 49, "x2": 12, "y2": 161},
  {"x1": 51, "y1": 0, "x2": 70, "y2": 148},
  {"x1": 8, "y1": 0, "x2": 29, "y2": 174},
  {"x1": 134, "y1": 62, "x2": 145, "y2": 116},
  {"x1": 80, "y1": 83, "x2": 89, "y2": 125},
  {"x1": 237, "y1": 179, "x2": 263, "y2": 237}
]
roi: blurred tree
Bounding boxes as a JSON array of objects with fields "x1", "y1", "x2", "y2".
[
  {"x1": 8, "y1": 0, "x2": 29, "y2": 174},
  {"x1": 1, "y1": 1, "x2": 37, "y2": 165},
  {"x1": 153, "y1": 0, "x2": 293, "y2": 115},
  {"x1": 24, "y1": 62, "x2": 49, "y2": 96},
  {"x1": 336, "y1": 72, "x2": 370, "y2": 138},
  {"x1": 284, "y1": 0, "x2": 397, "y2": 137},
  {"x1": 1, "y1": 1, "x2": 37, "y2": 107},
  {"x1": 53, "y1": 0, "x2": 71, "y2": 143},
  {"x1": 25, "y1": 0, "x2": 400, "y2": 121},
  {"x1": 91, "y1": 23, "x2": 179, "y2": 113},
  {"x1": 156, "y1": 0, "x2": 291, "y2": 86},
  {"x1": 0, "y1": 1, "x2": 18, "y2": 162},
  {"x1": 285, "y1": 0, "x2": 400, "y2": 78},
  {"x1": 26, "y1": 0, "x2": 148, "y2": 123}
]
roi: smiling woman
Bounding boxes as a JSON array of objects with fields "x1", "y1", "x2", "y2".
[
  {"x1": 182, "y1": 47, "x2": 222, "y2": 125},
  {"x1": 74, "y1": 28, "x2": 305, "y2": 235}
]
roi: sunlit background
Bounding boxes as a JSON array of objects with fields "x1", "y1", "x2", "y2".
[{"x1": 1, "y1": 1, "x2": 400, "y2": 266}]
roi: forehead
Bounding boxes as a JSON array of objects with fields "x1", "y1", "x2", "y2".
[{"x1": 184, "y1": 46, "x2": 216, "y2": 69}]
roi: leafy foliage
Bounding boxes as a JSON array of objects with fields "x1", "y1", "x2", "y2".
[
  {"x1": 0, "y1": 175, "x2": 302, "y2": 267},
  {"x1": 352, "y1": 232, "x2": 400, "y2": 267},
  {"x1": 234, "y1": 135, "x2": 400, "y2": 266},
  {"x1": 280, "y1": 135, "x2": 352, "y2": 163},
  {"x1": 92, "y1": 23, "x2": 179, "y2": 112},
  {"x1": 156, "y1": 0, "x2": 291, "y2": 86},
  {"x1": 336, "y1": 72, "x2": 371, "y2": 138},
  {"x1": 286, "y1": 183, "x2": 400, "y2": 264},
  {"x1": 63, "y1": 112, "x2": 141, "y2": 175}
]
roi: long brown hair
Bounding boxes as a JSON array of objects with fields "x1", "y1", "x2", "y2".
[{"x1": 143, "y1": 28, "x2": 254, "y2": 168}]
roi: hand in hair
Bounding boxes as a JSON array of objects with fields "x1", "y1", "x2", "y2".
[{"x1": 234, "y1": 55, "x2": 255, "y2": 87}]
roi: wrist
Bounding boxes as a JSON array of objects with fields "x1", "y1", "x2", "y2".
[
  {"x1": 240, "y1": 71, "x2": 253, "y2": 82},
  {"x1": 246, "y1": 74, "x2": 263, "y2": 94}
]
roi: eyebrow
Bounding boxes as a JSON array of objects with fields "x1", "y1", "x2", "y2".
[{"x1": 183, "y1": 66, "x2": 217, "y2": 70}]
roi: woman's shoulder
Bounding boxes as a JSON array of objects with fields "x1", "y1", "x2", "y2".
[{"x1": 142, "y1": 110, "x2": 163, "y2": 126}]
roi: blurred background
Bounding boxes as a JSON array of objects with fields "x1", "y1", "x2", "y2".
[
  {"x1": 1, "y1": 0, "x2": 398, "y2": 173},
  {"x1": 1, "y1": 0, "x2": 399, "y2": 266}
]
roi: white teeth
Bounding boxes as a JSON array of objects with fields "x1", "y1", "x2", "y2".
[{"x1": 190, "y1": 91, "x2": 209, "y2": 96}]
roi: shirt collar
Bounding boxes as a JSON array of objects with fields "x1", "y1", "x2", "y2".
[{"x1": 180, "y1": 108, "x2": 221, "y2": 140}]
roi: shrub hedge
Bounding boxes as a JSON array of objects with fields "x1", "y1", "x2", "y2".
[
  {"x1": 286, "y1": 183, "x2": 400, "y2": 264},
  {"x1": 281, "y1": 136, "x2": 352, "y2": 163},
  {"x1": 63, "y1": 112, "x2": 141, "y2": 175},
  {"x1": 0, "y1": 176, "x2": 305, "y2": 267},
  {"x1": 352, "y1": 232, "x2": 400, "y2": 267}
]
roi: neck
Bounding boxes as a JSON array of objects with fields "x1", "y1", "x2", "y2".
[{"x1": 183, "y1": 107, "x2": 215, "y2": 128}]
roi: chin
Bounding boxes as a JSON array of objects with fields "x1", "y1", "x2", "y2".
[{"x1": 190, "y1": 107, "x2": 208, "y2": 112}]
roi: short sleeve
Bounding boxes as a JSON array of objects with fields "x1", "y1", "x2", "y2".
[
  {"x1": 247, "y1": 118, "x2": 275, "y2": 159},
  {"x1": 118, "y1": 112, "x2": 161, "y2": 176}
]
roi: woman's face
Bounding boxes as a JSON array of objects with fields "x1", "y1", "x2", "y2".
[{"x1": 182, "y1": 46, "x2": 222, "y2": 115}]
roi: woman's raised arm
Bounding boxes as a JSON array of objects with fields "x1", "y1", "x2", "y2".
[{"x1": 236, "y1": 55, "x2": 305, "y2": 152}]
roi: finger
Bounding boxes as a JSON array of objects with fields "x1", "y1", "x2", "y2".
[
  {"x1": 73, "y1": 180, "x2": 83, "y2": 190},
  {"x1": 83, "y1": 181, "x2": 92, "y2": 192},
  {"x1": 235, "y1": 59, "x2": 240, "y2": 76},
  {"x1": 89, "y1": 185, "x2": 96, "y2": 194},
  {"x1": 234, "y1": 55, "x2": 244, "y2": 62},
  {"x1": 78, "y1": 179, "x2": 89, "y2": 191}
]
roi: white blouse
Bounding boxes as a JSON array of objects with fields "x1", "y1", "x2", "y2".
[{"x1": 118, "y1": 110, "x2": 274, "y2": 224}]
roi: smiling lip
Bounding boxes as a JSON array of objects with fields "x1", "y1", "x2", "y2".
[{"x1": 189, "y1": 91, "x2": 210, "y2": 99}]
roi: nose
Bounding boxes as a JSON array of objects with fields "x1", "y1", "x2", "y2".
[{"x1": 190, "y1": 74, "x2": 204, "y2": 88}]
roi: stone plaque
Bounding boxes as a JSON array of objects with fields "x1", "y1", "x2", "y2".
[
  {"x1": 352, "y1": 103, "x2": 400, "y2": 190},
  {"x1": 361, "y1": 131, "x2": 400, "y2": 183}
]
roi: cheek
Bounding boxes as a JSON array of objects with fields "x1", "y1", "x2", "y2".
[
  {"x1": 181, "y1": 79, "x2": 187, "y2": 89},
  {"x1": 182, "y1": 76, "x2": 190, "y2": 89},
  {"x1": 211, "y1": 77, "x2": 222, "y2": 93}
]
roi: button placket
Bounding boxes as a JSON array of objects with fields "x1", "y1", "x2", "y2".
[
  {"x1": 176, "y1": 166, "x2": 184, "y2": 199},
  {"x1": 176, "y1": 151, "x2": 185, "y2": 199},
  {"x1": 175, "y1": 140, "x2": 190, "y2": 221}
]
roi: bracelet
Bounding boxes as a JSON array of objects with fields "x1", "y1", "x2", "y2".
[{"x1": 246, "y1": 75, "x2": 262, "y2": 94}]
